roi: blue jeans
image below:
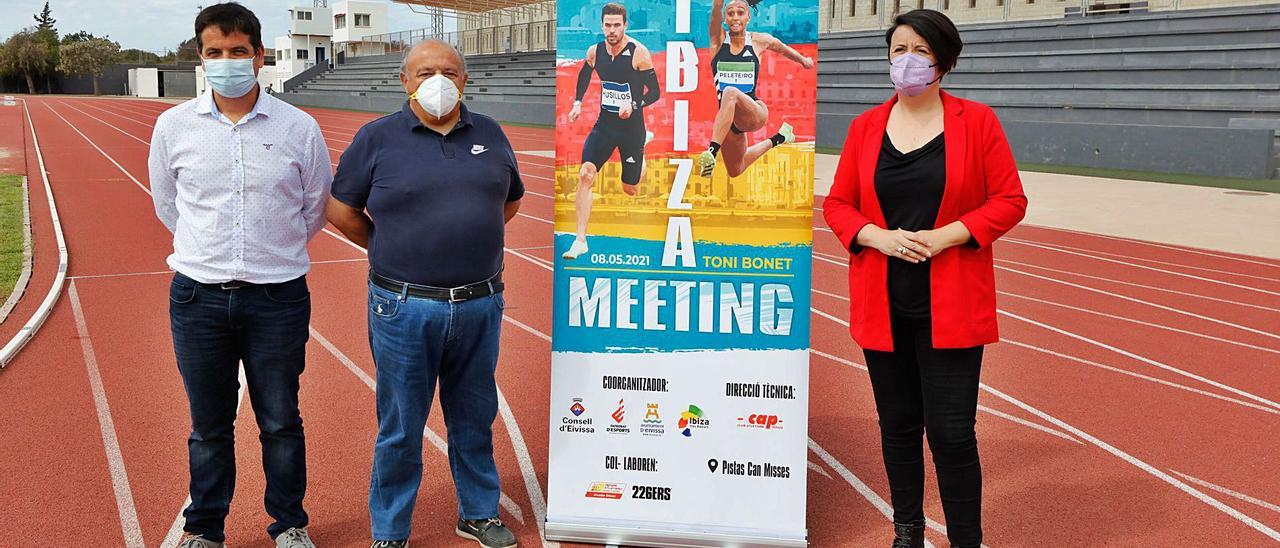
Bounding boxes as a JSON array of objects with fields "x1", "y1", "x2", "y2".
[
  {"x1": 169, "y1": 272, "x2": 311, "y2": 542},
  {"x1": 367, "y1": 282, "x2": 505, "y2": 540}
]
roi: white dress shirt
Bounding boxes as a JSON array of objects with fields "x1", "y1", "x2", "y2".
[{"x1": 149, "y1": 90, "x2": 332, "y2": 284}]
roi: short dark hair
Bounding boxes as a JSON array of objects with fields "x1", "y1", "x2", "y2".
[
  {"x1": 884, "y1": 9, "x2": 962, "y2": 76},
  {"x1": 602, "y1": 3, "x2": 627, "y2": 23},
  {"x1": 195, "y1": 2, "x2": 263, "y2": 54}
]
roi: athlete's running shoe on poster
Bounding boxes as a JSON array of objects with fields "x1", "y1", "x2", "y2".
[
  {"x1": 563, "y1": 239, "x2": 590, "y2": 260},
  {"x1": 777, "y1": 122, "x2": 795, "y2": 145},
  {"x1": 178, "y1": 534, "x2": 225, "y2": 548},
  {"x1": 698, "y1": 149, "x2": 717, "y2": 177},
  {"x1": 456, "y1": 518, "x2": 517, "y2": 548}
]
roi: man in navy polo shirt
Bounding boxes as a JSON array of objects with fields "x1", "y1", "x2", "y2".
[{"x1": 325, "y1": 39, "x2": 523, "y2": 548}]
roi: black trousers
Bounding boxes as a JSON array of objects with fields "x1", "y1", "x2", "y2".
[{"x1": 863, "y1": 315, "x2": 984, "y2": 548}]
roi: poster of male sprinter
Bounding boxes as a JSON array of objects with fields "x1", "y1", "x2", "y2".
[{"x1": 546, "y1": 0, "x2": 817, "y2": 545}]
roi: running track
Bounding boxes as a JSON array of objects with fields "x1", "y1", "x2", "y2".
[{"x1": 2, "y1": 96, "x2": 1278, "y2": 547}]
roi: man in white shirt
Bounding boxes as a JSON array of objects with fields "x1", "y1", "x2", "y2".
[{"x1": 147, "y1": 4, "x2": 331, "y2": 548}]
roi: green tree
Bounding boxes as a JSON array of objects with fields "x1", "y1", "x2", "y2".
[
  {"x1": 119, "y1": 48, "x2": 161, "y2": 64},
  {"x1": 0, "y1": 30, "x2": 53, "y2": 94},
  {"x1": 175, "y1": 36, "x2": 200, "y2": 62},
  {"x1": 33, "y1": 2, "x2": 56, "y2": 31},
  {"x1": 58, "y1": 38, "x2": 119, "y2": 95},
  {"x1": 32, "y1": 3, "x2": 59, "y2": 92},
  {"x1": 61, "y1": 30, "x2": 105, "y2": 45}
]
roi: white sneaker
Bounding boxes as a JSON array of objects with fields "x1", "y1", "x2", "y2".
[
  {"x1": 562, "y1": 239, "x2": 589, "y2": 260},
  {"x1": 777, "y1": 122, "x2": 795, "y2": 145},
  {"x1": 276, "y1": 528, "x2": 316, "y2": 548},
  {"x1": 178, "y1": 534, "x2": 226, "y2": 548}
]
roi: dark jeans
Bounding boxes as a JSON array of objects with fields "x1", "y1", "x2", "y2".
[
  {"x1": 169, "y1": 272, "x2": 311, "y2": 542},
  {"x1": 366, "y1": 281, "x2": 504, "y2": 541},
  {"x1": 863, "y1": 315, "x2": 984, "y2": 548}
]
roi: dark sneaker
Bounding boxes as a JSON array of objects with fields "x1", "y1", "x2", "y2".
[
  {"x1": 178, "y1": 533, "x2": 226, "y2": 548},
  {"x1": 370, "y1": 541, "x2": 407, "y2": 548},
  {"x1": 456, "y1": 517, "x2": 517, "y2": 548}
]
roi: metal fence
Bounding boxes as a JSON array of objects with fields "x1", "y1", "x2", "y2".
[{"x1": 347, "y1": 20, "x2": 555, "y2": 58}]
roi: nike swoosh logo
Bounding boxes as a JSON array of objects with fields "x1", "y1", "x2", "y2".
[{"x1": 471, "y1": 145, "x2": 488, "y2": 155}]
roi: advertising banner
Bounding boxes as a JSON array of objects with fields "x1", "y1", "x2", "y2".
[{"x1": 546, "y1": 0, "x2": 817, "y2": 545}]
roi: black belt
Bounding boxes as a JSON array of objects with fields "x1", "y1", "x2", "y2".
[{"x1": 369, "y1": 270, "x2": 503, "y2": 302}]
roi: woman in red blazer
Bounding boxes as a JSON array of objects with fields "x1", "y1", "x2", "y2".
[{"x1": 822, "y1": 9, "x2": 1027, "y2": 548}]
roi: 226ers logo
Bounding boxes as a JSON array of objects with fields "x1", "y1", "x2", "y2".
[
  {"x1": 631, "y1": 485, "x2": 671, "y2": 501},
  {"x1": 737, "y1": 414, "x2": 783, "y2": 430}
]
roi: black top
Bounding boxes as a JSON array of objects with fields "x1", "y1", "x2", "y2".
[
  {"x1": 594, "y1": 40, "x2": 641, "y2": 116},
  {"x1": 712, "y1": 33, "x2": 760, "y2": 101},
  {"x1": 330, "y1": 103, "x2": 525, "y2": 287},
  {"x1": 874, "y1": 131, "x2": 946, "y2": 320}
]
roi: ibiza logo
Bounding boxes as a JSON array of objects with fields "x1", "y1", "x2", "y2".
[
  {"x1": 570, "y1": 398, "x2": 585, "y2": 417},
  {"x1": 678, "y1": 405, "x2": 709, "y2": 437}
]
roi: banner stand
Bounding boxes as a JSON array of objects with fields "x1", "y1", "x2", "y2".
[
  {"x1": 546, "y1": 519, "x2": 807, "y2": 548},
  {"x1": 545, "y1": 0, "x2": 819, "y2": 544}
]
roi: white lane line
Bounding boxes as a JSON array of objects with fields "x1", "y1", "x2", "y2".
[
  {"x1": 980, "y1": 383, "x2": 1280, "y2": 543},
  {"x1": 807, "y1": 440, "x2": 941, "y2": 548},
  {"x1": 999, "y1": 265, "x2": 1280, "y2": 343},
  {"x1": 1046, "y1": 228, "x2": 1280, "y2": 270},
  {"x1": 997, "y1": 291, "x2": 1280, "y2": 357},
  {"x1": 43, "y1": 102, "x2": 152, "y2": 196},
  {"x1": 63, "y1": 100, "x2": 155, "y2": 135},
  {"x1": 56, "y1": 96, "x2": 537, "y2": 536},
  {"x1": 1001, "y1": 309, "x2": 1280, "y2": 411},
  {"x1": 1, "y1": 100, "x2": 69, "y2": 368},
  {"x1": 309, "y1": 327, "x2": 532, "y2": 529},
  {"x1": 809, "y1": 302, "x2": 1280, "y2": 541},
  {"x1": 1005, "y1": 237, "x2": 1280, "y2": 284},
  {"x1": 494, "y1": 387, "x2": 552, "y2": 545},
  {"x1": 999, "y1": 339, "x2": 1278, "y2": 415},
  {"x1": 1169, "y1": 470, "x2": 1280, "y2": 516},
  {"x1": 518, "y1": 212, "x2": 553, "y2": 225},
  {"x1": 810, "y1": 338, "x2": 1084, "y2": 445},
  {"x1": 161, "y1": 365, "x2": 249, "y2": 548},
  {"x1": 807, "y1": 461, "x2": 833, "y2": 480},
  {"x1": 58, "y1": 100, "x2": 151, "y2": 146},
  {"x1": 817, "y1": 273, "x2": 1280, "y2": 415},
  {"x1": 998, "y1": 259, "x2": 1280, "y2": 314},
  {"x1": 68, "y1": 281, "x2": 145, "y2": 548},
  {"x1": 1004, "y1": 239, "x2": 1280, "y2": 298}
]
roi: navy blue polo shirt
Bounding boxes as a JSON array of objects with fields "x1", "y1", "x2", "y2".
[{"x1": 331, "y1": 102, "x2": 524, "y2": 287}]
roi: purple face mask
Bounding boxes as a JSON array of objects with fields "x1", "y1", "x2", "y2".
[{"x1": 890, "y1": 53, "x2": 938, "y2": 97}]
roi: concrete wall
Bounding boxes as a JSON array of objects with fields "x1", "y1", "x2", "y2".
[
  {"x1": 1004, "y1": 120, "x2": 1277, "y2": 179},
  {"x1": 162, "y1": 71, "x2": 197, "y2": 98},
  {"x1": 132, "y1": 68, "x2": 159, "y2": 98}
]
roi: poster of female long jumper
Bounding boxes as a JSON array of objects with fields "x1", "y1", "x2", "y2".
[{"x1": 546, "y1": 0, "x2": 817, "y2": 545}]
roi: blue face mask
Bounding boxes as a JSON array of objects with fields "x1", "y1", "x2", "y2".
[{"x1": 204, "y1": 57, "x2": 258, "y2": 98}]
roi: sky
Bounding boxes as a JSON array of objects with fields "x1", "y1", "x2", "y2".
[{"x1": 0, "y1": 0, "x2": 455, "y2": 53}]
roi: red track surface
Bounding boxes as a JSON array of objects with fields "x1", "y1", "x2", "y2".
[{"x1": 1, "y1": 96, "x2": 1277, "y2": 548}]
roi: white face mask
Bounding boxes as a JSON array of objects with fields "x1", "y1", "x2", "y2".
[{"x1": 410, "y1": 74, "x2": 460, "y2": 119}]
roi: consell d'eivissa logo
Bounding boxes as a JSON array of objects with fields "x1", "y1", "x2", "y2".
[{"x1": 561, "y1": 397, "x2": 594, "y2": 434}]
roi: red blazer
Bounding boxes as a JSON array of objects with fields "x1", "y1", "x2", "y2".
[{"x1": 823, "y1": 91, "x2": 1027, "y2": 351}]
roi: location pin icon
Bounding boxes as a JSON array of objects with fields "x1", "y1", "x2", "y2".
[{"x1": 707, "y1": 459, "x2": 718, "y2": 473}]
